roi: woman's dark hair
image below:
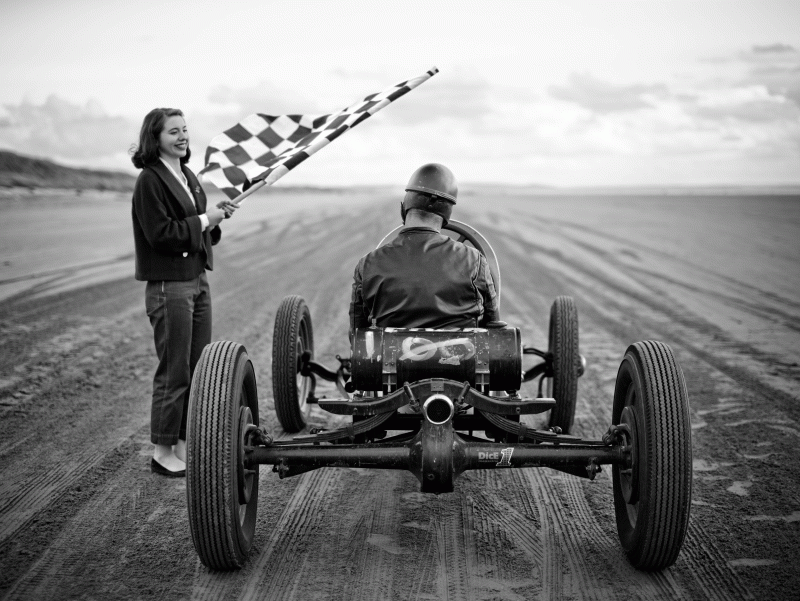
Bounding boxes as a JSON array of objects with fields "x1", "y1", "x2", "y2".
[{"x1": 130, "y1": 108, "x2": 191, "y2": 169}]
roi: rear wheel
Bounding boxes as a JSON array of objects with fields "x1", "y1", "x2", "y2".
[
  {"x1": 272, "y1": 295, "x2": 314, "y2": 433},
  {"x1": 187, "y1": 341, "x2": 259, "y2": 570},
  {"x1": 546, "y1": 296, "x2": 579, "y2": 433},
  {"x1": 612, "y1": 341, "x2": 692, "y2": 570}
]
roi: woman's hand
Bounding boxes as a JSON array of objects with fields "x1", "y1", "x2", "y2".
[
  {"x1": 218, "y1": 200, "x2": 238, "y2": 219},
  {"x1": 206, "y1": 206, "x2": 227, "y2": 227}
]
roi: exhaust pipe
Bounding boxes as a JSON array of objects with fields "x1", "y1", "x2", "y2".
[
  {"x1": 411, "y1": 393, "x2": 459, "y2": 493},
  {"x1": 422, "y1": 394, "x2": 454, "y2": 425}
]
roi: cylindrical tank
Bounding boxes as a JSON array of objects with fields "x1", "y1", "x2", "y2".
[{"x1": 351, "y1": 327, "x2": 522, "y2": 392}]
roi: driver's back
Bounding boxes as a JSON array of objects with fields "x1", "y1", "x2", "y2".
[{"x1": 349, "y1": 226, "x2": 499, "y2": 335}]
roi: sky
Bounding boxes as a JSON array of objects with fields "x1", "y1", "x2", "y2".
[{"x1": 1, "y1": 0, "x2": 799, "y2": 187}]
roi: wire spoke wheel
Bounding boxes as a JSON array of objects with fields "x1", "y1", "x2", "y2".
[
  {"x1": 186, "y1": 341, "x2": 260, "y2": 570},
  {"x1": 546, "y1": 296, "x2": 579, "y2": 433},
  {"x1": 273, "y1": 295, "x2": 315, "y2": 433},
  {"x1": 612, "y1": 341, "x2": 692, "y2": 570}
]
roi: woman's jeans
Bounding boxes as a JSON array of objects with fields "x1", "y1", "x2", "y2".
[{"x1": 145, "y1": 272, "x2": 211, "y2": 445}]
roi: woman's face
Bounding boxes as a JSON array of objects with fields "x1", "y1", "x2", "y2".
[{"x1": 158, "y1": 115, "x2": 188, "y2": 161}]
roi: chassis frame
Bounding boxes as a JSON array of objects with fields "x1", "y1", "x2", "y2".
[{"x1": 185, "y1": 221, "x2": 693, "y2": 574}]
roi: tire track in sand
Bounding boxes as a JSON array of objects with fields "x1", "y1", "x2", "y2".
[
  {"x1": 349, "y1": 471, "x2": 404, "y2": 601},
  {"x1": 0, "y1": 449, "x2": 108, "y2": 545},
  {"x1": 464, "y1": 470, "x2": 542, "y2": 600},
  {"x1": 0, "y1": 413, "x2": 148, "y2": 550},
  {"x1": 430, "y1": 493, "x2": 478, "y2": 601},
  {"x1": 2, "y1": 430, "x2": 194, "y2": 601},
  {"x1": 3, "y1": 468, "x2": 151, "y2": 600},
  {"x1": 680, "y1": 519, "x2": 754, "y2": 601},
  {"x1": 235, "y1": 467, "x2": 345, "y2": 600},
  {"x1": 483, "y1": 219, "x2": 749, "y2": 600}
]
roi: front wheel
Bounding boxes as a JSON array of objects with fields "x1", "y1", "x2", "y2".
[
  {"x1": 187, "y1": 341, "x2": 260, "y2": 570},
  {"x1": 612, "y1": 341, "x2": 692, "y2": 570},
  {"x1": 547, "y1": 296, "x2": 579, "y2": 433},
  {"x1": 272, "y1": 295, "x2": 315, "y2": 433}
]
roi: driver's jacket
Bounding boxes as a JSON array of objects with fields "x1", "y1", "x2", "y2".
[{"x1": 349, "y1": 227, "x2": 499, "y2": 338}]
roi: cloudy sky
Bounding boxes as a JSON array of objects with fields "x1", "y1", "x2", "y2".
[{"x1": 1, "y1": 0, "x2": 798, "y2": 187}]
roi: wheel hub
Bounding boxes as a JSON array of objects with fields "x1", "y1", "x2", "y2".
[
  {"x1": 618, "y1": 405, "x2": 640, "y2": 505},
  {"x1": 237, "y1": 406, "x2": 256, "y2": 505}
]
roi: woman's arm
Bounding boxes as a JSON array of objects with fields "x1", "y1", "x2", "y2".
[{"x1": 133, "y1": 170, "x2": 204, "y2": 254}]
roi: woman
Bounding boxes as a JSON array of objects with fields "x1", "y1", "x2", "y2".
[{"x1": 131, "y1": 108, "x2": 236, "y2": 476}]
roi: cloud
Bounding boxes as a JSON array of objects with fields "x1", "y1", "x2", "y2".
[
  {"x1": 198, "y1": 69, "x2": 497, "y2": 146},
  {"x1": 538, "y1": 48, "x2": 800, "y2": 162},
  {"x1": 752, "y1": 43, "x2": 796, "y2": 54},
  {"x1": 385, "y1": 72, "x2": 495, "y2": 125},
  {"x1": 548, "y1": 73, "x2": 668, "y2": 114},
  {"x1": 207, "y1": 81, "x2": 324, "y2": 117},
  {"x1": 688, "y1": 86, "x2": 800, "y2": 123},
  {"x1": 0, "y1": 95, "x2": 138, "y2": 168},
  {"x1": 703, "y1": 43, "x2": 800, "y2": 106},
  {"x1": 3, "y1": 45, "x2": 798, "y2": 186}
]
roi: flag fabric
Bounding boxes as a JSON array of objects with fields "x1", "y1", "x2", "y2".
[{"x1": 200, "y1": 67, "x2": 439, "y2": 200}]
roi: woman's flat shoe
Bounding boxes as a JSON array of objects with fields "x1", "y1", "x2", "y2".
[{"x1": 151, "y1": 458, "x2": 186, "y2": 477}]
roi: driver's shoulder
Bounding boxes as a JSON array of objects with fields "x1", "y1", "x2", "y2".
[{"x1": 443, "y1": 235, "x2": 481, "y2": 260}]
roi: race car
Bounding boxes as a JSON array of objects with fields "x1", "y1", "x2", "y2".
[{"x1": 184, "y1": 220, "x2": 692, "y2": 573}]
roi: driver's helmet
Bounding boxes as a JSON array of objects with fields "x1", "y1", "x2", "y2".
[{"x1": 401, "y1": 163, "x2": 458, "y2": 225}]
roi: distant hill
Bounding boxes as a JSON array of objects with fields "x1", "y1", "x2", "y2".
[{"x1": 0, "y1": 150, "x2": 137, "y2": 192}]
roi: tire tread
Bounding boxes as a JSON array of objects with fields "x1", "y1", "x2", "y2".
[
  {"x1": 272, "y1": 296, "x2": 313, "y2": 433},
  {"x1": 187, "y1": 340, "x2": 258, "y2": 570},
  {"x1": 548, "y1": 296, "x2": 579, "y2": 433},
  {"x1": 615, "y1": 340, "x2": 692, "y2": 570}
]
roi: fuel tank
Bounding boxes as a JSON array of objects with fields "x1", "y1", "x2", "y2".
[{"x1": 351, "y1": 327, "x2": 522, "y2": 392}]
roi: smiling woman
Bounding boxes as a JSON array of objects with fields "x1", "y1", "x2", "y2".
[
  {"x1": 130, "y1": 110, "x2": 192, "y2": 171},
  {"x1": 129, "y1": 108, "x2": 238, "y2": 477}
]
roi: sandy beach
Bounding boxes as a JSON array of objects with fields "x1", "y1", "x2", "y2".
[{"x1": 1, "y1": 187, "x2": 798, "y2": 600}]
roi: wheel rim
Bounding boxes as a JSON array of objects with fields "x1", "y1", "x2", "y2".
[
  {"x1": 296, "y1": 319, "x2": 312, "y2": 418},
  {"x1": 619, "y1": 383, "x2": 641, "y2": 528},
  {"x1": 237, "y1": 406, "x2": 255, "y2": 509},
  {"x1": 235, "y1": 364, "x2": 259, "y2": 540},
  {"x1": 545, "y1": 311, "x2": 554, "y2": 413}
]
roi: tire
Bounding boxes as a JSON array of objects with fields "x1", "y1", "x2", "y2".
[
  {"x1": 272, "y1": 295, "x2": 314, "y2": 433},
  {"x1": 187, "y1": 341, "x2": 260, "y2": 570},
  {"x1": 612, "y1": 341, "x2": 692, "y2": 570},
  {"x1": 546, "y1": 296, "x2": 579, "y2": 433}
]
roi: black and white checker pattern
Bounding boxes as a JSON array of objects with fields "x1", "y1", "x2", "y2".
[{"x1": 200, "y1": 67, "x2": 439, "y2": 199}]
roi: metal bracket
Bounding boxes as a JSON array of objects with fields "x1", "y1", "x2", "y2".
[
  {"x1": 602, "y1": 423, "x2": 631, "y2": 448},
  {"x1": 586, "y1": 458, "x2": 602, "y2": 480},
  {"x1": 403, "y1": 382, "x2": 420, "y2": 412},
  {"x1": 244, "y1": 424, "x2": 272, "y2": 447}
]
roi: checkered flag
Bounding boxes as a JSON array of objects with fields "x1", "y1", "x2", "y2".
[{"x1": 200, "y1": 67, "x2": 439, "y2": 200}]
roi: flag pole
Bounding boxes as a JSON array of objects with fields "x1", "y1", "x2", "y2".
[{"x1": 216, "y1": 179, "x2": 267, "y2": 209}]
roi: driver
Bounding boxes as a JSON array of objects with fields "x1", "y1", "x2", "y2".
[{"x1": 349, "y1": 163, "x2": 499, "y2": 339}]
